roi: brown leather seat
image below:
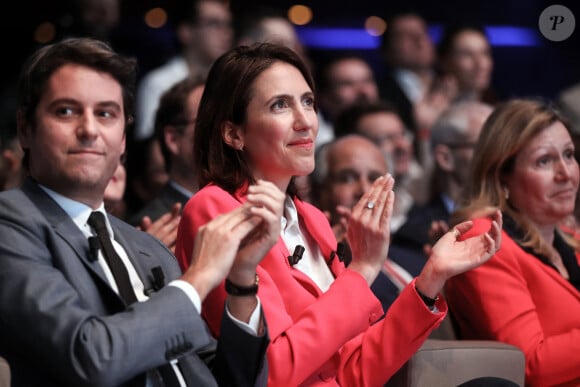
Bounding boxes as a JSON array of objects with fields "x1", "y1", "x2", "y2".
[
  {"x1": 386, "y1": 339, "x2": 525, "y2": 387},
  {"x1": 385, "y1": 303, "x2": 526, "y2": 387}
]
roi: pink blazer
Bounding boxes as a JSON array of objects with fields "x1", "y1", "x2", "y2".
[
  {"x1": 446, "y1": 218, "x2": 580, "y2": 387},
  {"x1": 176, "y1": 184, "x2": 446, "y2": 386}
]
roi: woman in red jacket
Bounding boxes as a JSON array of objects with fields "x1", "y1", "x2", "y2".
[
  {"x1": 446, "y1": 99, "x2": 580, "y2": 387},
  {"x1": 175, "y1": 43, "x2": 502, "y2": 386}
]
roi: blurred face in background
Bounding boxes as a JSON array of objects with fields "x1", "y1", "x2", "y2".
[
  {"x1": 78, "y1": 0, "x2": 120, "y2": 39},
  {"x1": 321, "y1": 58, "x2": 378, "y2": 120},
  {"x1": 448, "y1": 109, "x2": 490, "y2": 184},
  {"x1": 356, "y1": 111, "x2": 412, "y2": 178},
  {"x1": 504, "y1": 122, "x2": 579, "y2": 227},
  {"x1": 184, "y1": 0, "x2": 233, "y2": 64},
  {"x1": 444, "y1": 30, "x2": 493, "y2": 94},
  {"x1": 174, "y1": 85, "x2": 204, "y2": 176},
  {"x1": 386, "y1": 14, "x2": 435, "y2": 71},
  {"x1": 321, "y1": 136, "x2": 387, "y2": 224},
  {"x1": 104, "y1": 162, "x2": 126, "y2": 202},
  {"x1": 259, "y1": 17, "x2": 305, "y2": 58}
]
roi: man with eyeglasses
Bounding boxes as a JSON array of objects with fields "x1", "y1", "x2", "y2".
[
  {"x1": 392, "y1": 100, "x2": 493, "y2": 254},
  {"x1": 129, "y1": 77, "x2": 206, "y2": 252},
  {"x1": 134, "y1": 0, "x2": 233, "y2": 141}
]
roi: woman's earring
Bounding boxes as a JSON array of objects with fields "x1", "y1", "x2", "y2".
[{"x1": 503, "y1": 187, "x2": 510, "y2": 200}]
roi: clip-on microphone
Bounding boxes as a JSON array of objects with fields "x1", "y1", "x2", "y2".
[
  {"x1": 288, "y1": 245, "x2": 305, "y2": 265},
  {"x1": 145, "y1": 266, "x2": 166, "y2": 295}
]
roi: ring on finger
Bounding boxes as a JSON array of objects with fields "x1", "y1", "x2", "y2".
[{"x1": 365, "y1": 201, "x2": 375, "y2": 210}]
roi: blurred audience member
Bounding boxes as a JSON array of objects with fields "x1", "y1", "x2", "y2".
[
  {"x1": 437, "y1": 24, "x2": 498, "y2": 105},
  {"x1": 130, "y1": 77, "x2": 204, "y2": 223},
  {"x1": 334, "y1": 101, "x2": 427, "y2": 231},
  {"x1": 379, "y1": 11, "x2": 456, "y2": 135},
  {"x1": 394, "y1": 100, "x2": 493, "y2": 253},
  {"x1": 0, "y1": 113, "x2": 24, "y2": 191},
  {"x1": 134, "y1": 0, "x2": 233, "y2": 140},
  {"x1": 558, "y1": 81, "x2": 580, "y2": 133},
  {"x1": 316, "y1": 55, "x2": 379, "y2": 147},
  {"x1": 105, "y1": 158, "x2": 182, "y2": 252},
  {"x1": 235, "y1": 6, "x2": 307, "y2": 62},
  {"x1": 128, "y1": 77, "x2": 205, "y2": 251},
  {"x1": 446, "y1": 99, "x2": 580, "y2": 387},
  {"x1": 310, "y1": 134, "x2": 429, "y2": 311},
  {"x1": 123, "y1": 135, "x2": 168, "y2": 219},
  {"x1": 63, "y1": 0, "x2": 121, "y2": 43}
]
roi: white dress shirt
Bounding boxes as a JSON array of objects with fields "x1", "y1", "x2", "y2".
[{"x1": 281, "y1": 196, "x2": 335, "y2": 292}]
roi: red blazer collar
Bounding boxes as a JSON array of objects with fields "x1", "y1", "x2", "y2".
[{"x1": 233, "y1": 183, "x2": 345, "y2": 276}]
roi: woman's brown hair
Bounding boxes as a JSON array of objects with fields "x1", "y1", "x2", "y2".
[{"x1": 193, "y1": 42, "x2": 316, "y2": 194}]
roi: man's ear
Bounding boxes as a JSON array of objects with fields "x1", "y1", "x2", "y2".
[
  {"x1": 222, "y1": 121, "x2": 245, "y2": 151},
  {"x1": 434, "y1": 144, "x2": 454, "y2": 172},
  {"x1": 16, "y1": 110, "x2": 30, "y2": 149},
  {"x1": 163, "y1": 125, "x2": 180, "y2": 155}
]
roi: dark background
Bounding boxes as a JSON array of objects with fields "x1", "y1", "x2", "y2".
[{"x1": 3, "y1": 0, "x2": 580, "y2": 102}]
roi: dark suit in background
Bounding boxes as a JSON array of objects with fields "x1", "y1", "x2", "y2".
[
  {"x1": 371, "y1": 245, "x2": 428, "y2": 312},
  {"x1": 392, "y1": 194, "x2": 451, "y2": 255},
  {"x1": 129, "y1": 182, "x2": 190, "y2": 226},
  {"x1": 378, "y1": 72, "x2": 416, "y2": 132}
]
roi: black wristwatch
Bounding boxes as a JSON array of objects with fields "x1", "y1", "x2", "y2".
[
  {"x1": 225, "y1": 274, "x2": 259, "y2": 296},
  {"x1": 415, "y1": 285, "x2": 439, "y2": 307}
]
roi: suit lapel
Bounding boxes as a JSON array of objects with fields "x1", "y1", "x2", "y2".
[
  {"x1": 21, "y1": 179, "x2": 155, "y2": 305},
  {"x1": 22, "y1": 179, "x2": 111, "y2": 286},
  {"x1": 111, "y1": 218, "x2": 160, "y2": 293}
]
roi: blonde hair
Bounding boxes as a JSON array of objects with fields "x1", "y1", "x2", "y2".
[{"x1": 452, "y1": 98, "x2": 578, "y2": 256}]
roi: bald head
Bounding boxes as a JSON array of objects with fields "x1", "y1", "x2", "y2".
[{"x1": 312, "y1": 135, "x2": 387, "y2": 223}]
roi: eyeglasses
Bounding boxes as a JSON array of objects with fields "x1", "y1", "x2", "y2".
[{"x1": 368, "y1": 130, "x2": 414, "y2": 146}]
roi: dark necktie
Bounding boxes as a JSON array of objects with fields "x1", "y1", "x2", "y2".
[
  {"x1": 87, "y1": 211, "x2": 182, "y2": 387},
  {"x1": 88, "y1": 211, "x2": 138, "y2": 304}
]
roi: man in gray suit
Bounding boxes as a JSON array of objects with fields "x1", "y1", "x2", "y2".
[{"x1": 0, "y1": 37, "x2": 279, "y2": 386}]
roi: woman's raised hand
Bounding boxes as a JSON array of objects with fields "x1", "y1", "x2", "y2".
[
  {"x1": 346, "y1": 174, "x2": 395, "y2": 285},
  {"x1": 415, "y1": 210, "x2": 503, "y2": 299},
  {"x1": 228, "y1": 180, "x2": 285, "y2": 285}
]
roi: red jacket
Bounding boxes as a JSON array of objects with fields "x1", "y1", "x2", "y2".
[
  {"x1": 446, "y1": 217, "x2": 580, "y2": 387},
  {"x1": 176, "y1": 184, "x2": 446, "y2": 386}
]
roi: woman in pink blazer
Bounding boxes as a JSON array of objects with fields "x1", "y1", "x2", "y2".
[
  {"x1": 446, "y1": 99, "x2": 580, "y2": 387},
  {"x1": 175, "y1": 43, "x2": 502, "y2": 386}
]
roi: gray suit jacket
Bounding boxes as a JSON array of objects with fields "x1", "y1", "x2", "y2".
[{"x1": 0, "y1": 178, "x2": 268, "y2": 387}]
